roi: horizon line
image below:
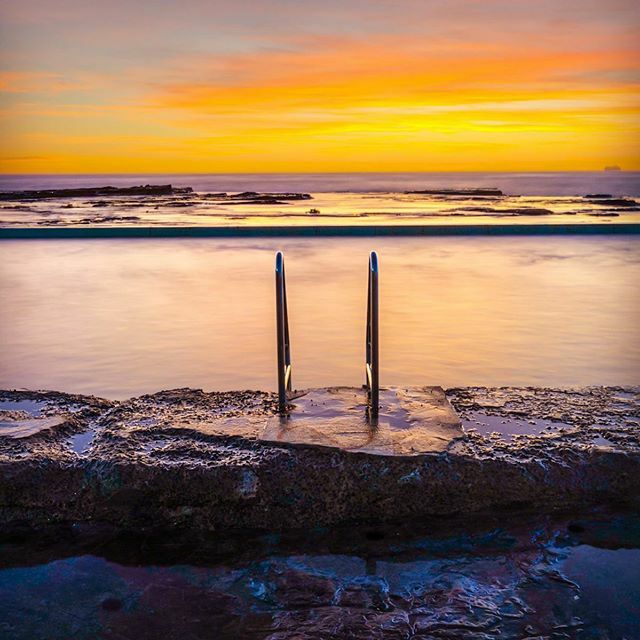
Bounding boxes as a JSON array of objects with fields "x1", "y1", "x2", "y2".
[{"x1": 0, "y1": 170, "x2": 637, "y2": 177}]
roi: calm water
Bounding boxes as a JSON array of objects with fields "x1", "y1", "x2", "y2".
[
  {"x1": 1, "y1": 236, "x2": 638, "y2": 398},
  {"x1": 2, "y1": 172, "x2": 640, "y2": 195}
]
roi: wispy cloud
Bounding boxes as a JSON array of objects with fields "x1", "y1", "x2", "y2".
[
  {"x1": 0, "y1": 0, "x2": 638, "y2": 172},
  {"x1": 0, "y1": 71, "x2": 89, "y2": 94}
]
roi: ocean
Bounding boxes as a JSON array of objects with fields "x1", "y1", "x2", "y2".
[{"x1": 1, "y1": 171, "x2": 639, "y2": 196}]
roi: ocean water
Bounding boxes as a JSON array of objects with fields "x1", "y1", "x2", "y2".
[
  {"x1": 2, "y1": 171, "x2": 639, "y2": 196},
  {"x1": 1, "y1": 236, "x2": 638, "y2": 397}
]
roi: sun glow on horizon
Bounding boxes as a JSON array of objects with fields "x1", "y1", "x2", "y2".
[{"x1": 0, "y1": 0, "x2": 639, "y2": 173}]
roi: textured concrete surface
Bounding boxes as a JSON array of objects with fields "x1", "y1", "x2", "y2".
[
  {"x1": 262, "y1": 386, "x2": 461, "y2": 455},
  {"x1": 0, "y1": 386, "x2": 638, "y2": 533}
]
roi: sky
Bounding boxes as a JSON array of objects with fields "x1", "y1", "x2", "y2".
[{"x1": 0, "y1": 0, "x2": 639, "y2": 173}]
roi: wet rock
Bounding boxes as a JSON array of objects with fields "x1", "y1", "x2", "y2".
[
  {"x1": 0, "y1": 185, "x2": 192, "y2": 201},
  {"x1": 0, "y1": 386, "x2": 639, "y2": 534},
  {"x1": 454, "y1": 206, "x2": 553, "y2": 216},
  {"x1": 262, "y1": 386, "x2": 461, "y2": 455},
  {"x1": 0, "y1": 414, "x2": 76, "y2": 438},
  {"x1": 225, "y1": 192, "x2": 312, "y2": 201},
  {"x1": 268, "y1": 607, "x2": 412, "y2": 639},
  {"x1": 2, "y1": 510, "x2": 639, "y2": 640},
  {"x1": 102, "y1": 581, "x2": 243, "y2": 639},
  {"x1": 334, "y1": 575, "x2": 392, "y2": 610},
  {"x1": 586, "y1": 197, "x2": 637, "y2": 207},
  {"x1": 212, "y1": 192, "x2": 313, "y2": 205},
  {"x1": 101, "y1": 596, "x2": 123, "y2": 611},
  {"x1": 406, "y1": 188, "x2": 504, "y2": 196},
  {"x1": 256, "y1": 564, "x2": 337, "y2": 608}
]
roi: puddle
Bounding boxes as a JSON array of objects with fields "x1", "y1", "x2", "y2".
[
  {"x1": 67, "y1": 430, "x2": 95, "y2": 454},
  {"x1": 462, "y1": 411, "x2": 574, "y2": 441},
  {"x1": 0, "y1": 399, "x2": 47, "y2": 416},
  {"x1": 0, "y1": 415, "x2": 67, "y2": 439},
  {"x1": 612, "y1": 390, "x2": 638, "y2": 401},
  {"x1": 288, "y1": 388, "x2": 440, "y2": 430},
  {"x1": 142, "y1": 439, "x2": 170, "y2": 454},
  {"x1": 0, "y1": 511, "x2": 638, "y2": 639},
  {"x1": 590, "y1": 435, "x2": 616, "y2": 448}
]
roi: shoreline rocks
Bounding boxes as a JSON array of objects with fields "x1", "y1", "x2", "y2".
[
  {"x1": 405, "y1": 188, "x2": 504, "y2": 196},
  {"x1": 0, "y1": 386, "x2": 638, "y2": 534},
  {"x1": 0, "y1": 185, "x2": 193, "y2": 201}
]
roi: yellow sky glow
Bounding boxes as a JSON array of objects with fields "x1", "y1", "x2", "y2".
[{"x1": 1, "y1": 2, "x2": 639, "y2": 172}]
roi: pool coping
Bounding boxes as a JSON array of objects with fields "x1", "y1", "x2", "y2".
[{"x1": 1, "y1": 222, "x2": 639, "y2": 238}]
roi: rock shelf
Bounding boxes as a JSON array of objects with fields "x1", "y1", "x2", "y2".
[
  {"x1": 0, "y1": 185, "x2": 193, "y2": 200},
  {"x1": 0, "y1": 386, "x2": 638, "y2": 533}
]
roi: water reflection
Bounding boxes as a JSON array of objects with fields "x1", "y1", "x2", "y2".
[
  {"x1": 0, "y1": 511, "x2": 638, "y2": 639},
  {"x1": 0, "y1": 236, "x2": 638, "y2": 398}
]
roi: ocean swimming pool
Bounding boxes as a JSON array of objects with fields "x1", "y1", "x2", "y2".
[{"x1": 1, "y1": 235, "x2": 638, "y2": 397}]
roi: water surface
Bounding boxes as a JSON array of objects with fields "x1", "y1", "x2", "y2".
[
  {"x1": 1, "y1": 511, "x2": 638, "y2": 639},
  {"x1": 1, "y1": 236, "x2": 637, "y2": 397},
  {"x1": 2, "y1": 171, "x2": 640, "y2": 195}
]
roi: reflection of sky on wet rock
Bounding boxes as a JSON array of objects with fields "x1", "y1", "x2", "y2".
[
  {"x1": 1, "y1": 512, "x2": 638, "y2": 639},
  {"x1": 0, "y1": 399, "x2": 46, "y2": 416},
  {"x1": 449, "y1": 386, "x2": 640, "y2": 460},
  {"x1": 461, "y1": 411, "x2": 575, "y2": 441},
  {"x1": 67, "y1": 430, "x2": 96, "y2": 454}
]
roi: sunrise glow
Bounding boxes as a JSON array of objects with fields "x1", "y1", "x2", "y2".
[{"x1": 1, "y1": 0, "x2": 639, "y2": 173}]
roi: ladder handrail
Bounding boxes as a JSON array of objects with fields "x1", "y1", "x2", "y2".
[
  {"x1": 275, "y1": 251, "x2": 378, "y2": 417},
  {"x1": 275, "y1": 251, "x2": 292, "y2": 413},
  {"x1": 366, "y1": 251, "x2": 379, "y2": 418}
]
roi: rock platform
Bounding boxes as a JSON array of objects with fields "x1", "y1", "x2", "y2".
[{"x1": 0, "y1": 386, "x2": 638, "y2": 533}]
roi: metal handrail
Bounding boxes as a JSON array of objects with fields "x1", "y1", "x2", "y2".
[
  {"x1": 365, "y1": 251, "x2": 379, "y2": 418},
  {"x1": 275, "y1": 251, "x2": 292, "y2": 413}
]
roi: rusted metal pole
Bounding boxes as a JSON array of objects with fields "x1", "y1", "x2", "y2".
[
  {"x1": 366, "y1": 251, "x2": 379, "y2": 418},
  {"x1": 275, "y1": 251, "x2": 292, "y2": 414}
]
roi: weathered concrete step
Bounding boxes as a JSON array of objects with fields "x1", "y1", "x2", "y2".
[{"x1": 263, "y1": 386, "x2": 461, "y2": 456}]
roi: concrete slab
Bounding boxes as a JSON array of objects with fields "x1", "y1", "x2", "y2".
[{"x1": 261, "y1": 386, "x2": 462, "y2": 456}]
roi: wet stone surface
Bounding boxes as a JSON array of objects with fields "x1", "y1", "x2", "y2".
[
  {"x1": 447, "y1": 386, "x2": 640, "y2": 461},
  {"x1": 263, "y1": 386, "x2": 462, "y2": 455},
  {"x1": 0, "y1": 509, "x2": 639, "y2": 639},
  {"x1": 0, "y1": 386, "x2": 639, "y2": 532}
]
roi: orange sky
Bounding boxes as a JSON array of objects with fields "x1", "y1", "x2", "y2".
[{"x1": 0, "y1": 0, "x2": 639, "y2": 172}]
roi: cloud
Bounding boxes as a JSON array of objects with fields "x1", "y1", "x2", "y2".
[
  {"x1": 0, "y1": 70, "x2": 99, "y2": 94},
  {"x1": 145, "y1": 34, "x2": 639, "y2": 118},
  {"x1": 0, "y1": 0, "x2": 638, "y2": 171}
]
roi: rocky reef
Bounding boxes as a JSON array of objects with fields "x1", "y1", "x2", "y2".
[
  {"x1": 405, "y1": 188, "x2": 504, "y2": 196},
  {"x1": 0, "y1": 185, "x2": 193, "y2": 200},
  {"x1": 0, "y1": 386, "x2": 638, "y2": 535},
  {"x1": 0, "y1": 186, "x2": 313, "y2": 205}
]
